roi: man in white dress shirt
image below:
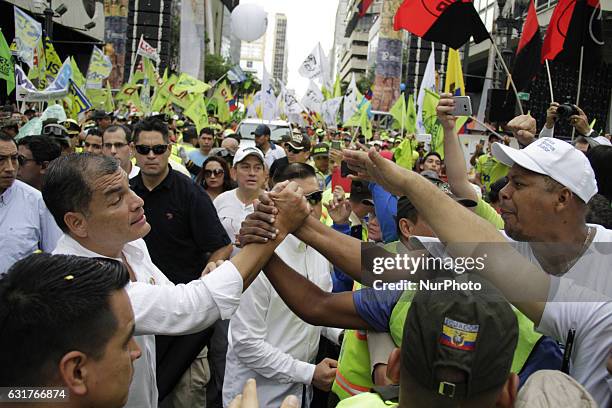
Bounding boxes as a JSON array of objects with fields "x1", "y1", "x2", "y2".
[
  {"x1": 42, "y1": 153, "x2": 308, "y2": 408},
  {"x1": 223, "y1": 163, "x2": 341, "y2": 407},
  {"x1": 0, "y1": 133, "x2": 61, "y2": 274}
]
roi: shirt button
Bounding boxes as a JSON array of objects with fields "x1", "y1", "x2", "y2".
[{"x1": 149, "y1": 277, "x2": 156, "y2": 285}]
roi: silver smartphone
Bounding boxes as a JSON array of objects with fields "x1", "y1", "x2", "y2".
[{"x1": 452, "y1": 96, "x2": 472, "y2": 116}]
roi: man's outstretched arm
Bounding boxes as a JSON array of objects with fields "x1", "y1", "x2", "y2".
[{"x1": 263, "y1": 253, "x2": 373, "y2": 330}]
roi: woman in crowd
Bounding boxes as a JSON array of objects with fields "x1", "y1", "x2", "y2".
[{"x1": 196, "y1": 156, "x2": 235, "y2": 200}]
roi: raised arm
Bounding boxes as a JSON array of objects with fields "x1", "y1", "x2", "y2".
[
  {"x1": 437, "y1": 93, "x2": 479, "y2": 202},
  {"x1": 342, "y1": 148, "x2": 549, "y2": 324}
]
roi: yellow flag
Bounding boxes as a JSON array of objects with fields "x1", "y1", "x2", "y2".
[
  {"x1": 185, "y1": 97, "x2": 209, "y2": 133},
  {"x1": 333, "y1": 75, "x2": 342, "y2": 98},
  {"x1": 360, "y1": 104, "x2": 372, "y2": 139},
  {"x1": 174, "y1": 73, "x2": 211, "y2": 94},
  {"x1": 444, "y1": 48, "x2": 465, "y2": 96},
  {"x1": 70, "y1": 57, "x2": 86, "y2": 88},
  {"x1": 43, "y1": 37, "x2": 62, "y2": 87},
  {"x1": 389, "y1": 93, "x2": 406, "y2": 130}
]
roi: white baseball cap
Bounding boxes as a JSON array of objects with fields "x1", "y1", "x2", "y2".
[
  {"x1": 233, "y1": 146, "x2": 265, "y2": 167},
  {"x1": 492, "y1": 138, "x2": 597, "y2": 203}
]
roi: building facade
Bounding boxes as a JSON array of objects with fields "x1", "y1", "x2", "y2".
[{"x1": 271, "y1": 13, "x2": 288, "y2": 84}]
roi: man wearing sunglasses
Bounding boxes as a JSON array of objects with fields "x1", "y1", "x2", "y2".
[
  {"x1": 223, "y1": 162, "x2": 341, "y2": 408},
  {"x1": 129, "y1": 117, "x2": 233, "y2": 406},
  {"x1": 16, "y1": 136, "x2": 62, "y2": 191},
  {"x1": 0, "y1": 133, "x2": 61, "y2": 274}
]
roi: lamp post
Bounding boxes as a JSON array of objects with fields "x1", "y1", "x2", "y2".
[{"x1": 44, "y1": 0, "x2": 54, "y2": 40}]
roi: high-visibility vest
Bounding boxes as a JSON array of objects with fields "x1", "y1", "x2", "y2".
[
  {"x1": 332, "y1": 284, "x2": 374, "y2": 400},
  {"x1": 336, "y1": 391, "x2": 398, "y2": 407}
]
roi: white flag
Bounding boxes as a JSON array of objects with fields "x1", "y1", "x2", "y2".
[
  {"x1": 322, "y1": 97, "x2": 342, "y2": 126},
  {"x1": 343, "y1": 73, "x2": 360, "y2": 123},
  {"x1": 302, "y1": 80, "x2": 324, "y2": 114},
  {"x1": 417, "y1": 45, "x2": 436, "y2": 134},
  {"x1": 137, "y1": 35, "x2": 160, "y2": 64},
  {"x1": 14, "y1": 6, "x2": 42, "y2": 68},
  {"x1": 298, "y1": 43, "x2": 325, "y2": 80}
]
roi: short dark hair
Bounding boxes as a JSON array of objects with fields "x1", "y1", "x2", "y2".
[
  {"x1": 423, "y1": 151, "x2": 442, "y2": 162},
  {"x1": 17, "y1": 136, "x2": 62, "y2": 164},
  {"x1": 396, "y1": 196, "x2": 419, "y2": 236},
  {"x1": 42, "y1": 153, "x2": 120, "y2": 232},
  {"x1": 272, "y1": 162, "x2": 316, "y2": 184},
  {"x1": 103, "y1": 125, "x2": 133, "y2": 144},
  {"x1": 24, "y1": 109, "x2": 36, "y2": 116},
  {"x1": 132, "y1": 118, "x2": 169, "y2": 144},
  {"x1": 182, "y1": 126, "x2": 197, "y2": 143},
  {"x1": 0, "y1": 133, "x2": 16, "y2": 145},
  {"x1": 200, "y1": 127, "x2": 215, "y2": 137},
  {"x1": 0, "y1": 253, "x2": 130, "y2": 386}
]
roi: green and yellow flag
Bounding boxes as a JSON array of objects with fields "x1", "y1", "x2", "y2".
[
  {"x1": 212, "y1": 81, "x2": 232, "y2": 123},
  {"x1": 333, "y1": 75, "x2": 342, "y2": 98},
  {"x1": 174, "y1": 72, "x2": 210, "y2": 94},
  {"x1": 406, "y1": 94, "x2": 417, "y2": 134},
  {"x1": 360, "y1": 104, "x2": 372, "y2": 139},
  {"x1": 389, "y1": 93, "x2": 406, "y2": 130},
  {"x1": 185, "y1": 97, "x2": 209, "y2": 133},
  {"x1": 0, "y1": 29, "x2": 15, "y2": 95},
  {"x1": 70, "y1": 57, "x2": 86, "y2": 88}
]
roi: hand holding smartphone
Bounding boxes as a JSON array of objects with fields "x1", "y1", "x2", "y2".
[{"x1": 451, "y1": 96, "x2": 473, "y2": 116}]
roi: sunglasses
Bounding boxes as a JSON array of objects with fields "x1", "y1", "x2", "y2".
[
  {"x1": 204, "y1": 168, "x2": 225, "y2": 178},
  {"x1": 305, "y1": 190, "x2": 323, "y2": 205},
  {"x1": 135, "y1": 144, "x2": 169, "y2": 155}
]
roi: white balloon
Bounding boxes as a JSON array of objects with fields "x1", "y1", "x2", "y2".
[{"x1": 231, "y1": 3, "x2": 268, "y2": 42}]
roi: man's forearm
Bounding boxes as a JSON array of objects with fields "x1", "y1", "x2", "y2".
[
  {"x1": 294, "y1": 216, "x2": 362, "y2": 281},
  {"x1": 230, "y1": 233, "x2": 288, "y2": 289},
  {"x1": 208, "y1": 243, "x2": 233, "y2": 263},
  {"x1": 263, "y1": 254, "x2": 370, "y2": 329},
  {"x1": 443, "y1": 127, "x2": 478, "y2": 202}
]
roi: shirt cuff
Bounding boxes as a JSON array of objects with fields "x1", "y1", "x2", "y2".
[
  {"x1": 201, "y1": 261, "x2": 243, "y2": 320},
  {"x1": 294, "y1": 360, "x2": 317, "y2": 385}
]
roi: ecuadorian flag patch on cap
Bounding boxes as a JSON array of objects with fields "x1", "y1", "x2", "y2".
[{"x1": 440, "y1": 317, "x2": 479, "y2": 351}]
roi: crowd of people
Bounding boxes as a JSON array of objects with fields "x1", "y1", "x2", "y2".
[{"x1": 0, "y1": 93, "x2": 611, "y2": 408}]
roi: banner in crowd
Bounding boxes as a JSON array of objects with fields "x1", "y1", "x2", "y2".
[
  {"x1": 13, "y1": 6, "x2": 42, "y2": 68},
  {"x1": 371, "y1": 0, "x2": 403, "y2": 112},
  {"x1": 16, "y1": 58, "x2": 72, "y2": 101},
  {"x1": 87, "y1": 46, "x2": 113, "y2": 88}
]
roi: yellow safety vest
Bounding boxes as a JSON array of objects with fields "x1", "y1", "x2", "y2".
[{"x1": 336, "y1": 391, "x2": 398, "y2": 407}]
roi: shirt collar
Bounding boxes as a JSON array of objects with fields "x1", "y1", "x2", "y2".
[
  {"x1": 57, "y1": 233, "x2": 144, "y2": 262},
  {"x1": 131, "y1": 165, "x2": 174, "y2": 192}
]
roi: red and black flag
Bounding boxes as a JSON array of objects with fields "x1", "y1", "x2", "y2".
[
  {"x1": 541, "y1": 0, "x2": 604, "y2": 66},
  {"x1": 393, "y1": 0, "x2": 490, "y2": 49},
  {"x1": 511, "y1": 0, "x2": 542, "y2": 91}
]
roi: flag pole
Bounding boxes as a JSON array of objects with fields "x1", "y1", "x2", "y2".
[
  {"x1": 490, "y1": 39, "x2": 524, "y2": 115},
  {"x1": 575, "y1": 46, "x2": 584, "y2": 106},
  {"x1": 572, "y1": 46, "x2": 585, "y2": 142},
  {"x1": 545, "y1": 60, "x2": 554, "y2": 102},
  {"x1": 470, "y1": 115, "x2": 504, "y2": 139}
]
